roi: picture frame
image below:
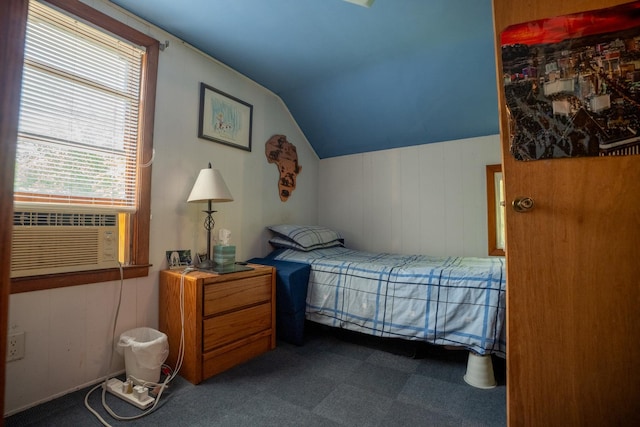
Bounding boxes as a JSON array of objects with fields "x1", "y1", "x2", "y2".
[
  {"x1": 165, "y1": 249, "x2": 192, "y2": 269},
  {"x1": 198, "y1": 83, "x2": 253, "y2": 151}
]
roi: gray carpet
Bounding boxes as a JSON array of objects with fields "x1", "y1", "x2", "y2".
[{"x1": 5, "y1": 323, "x2": 506, "y2": 426}]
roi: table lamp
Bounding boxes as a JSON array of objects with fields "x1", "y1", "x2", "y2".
[{"x1": 187, "y1": 163, "x2": 233, "y2": 269}]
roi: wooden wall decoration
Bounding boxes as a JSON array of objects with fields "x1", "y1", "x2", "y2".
[{"x1": 265, "y1": 135, "x2": 302, "y2": 201}]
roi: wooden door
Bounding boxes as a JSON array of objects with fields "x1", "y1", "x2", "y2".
[
  {"x1": 493, "y1": 0, "x2": 640, "y2": 425},
  {"x1": 0, "y1": 1, "x2": 29, "y2": 422}
]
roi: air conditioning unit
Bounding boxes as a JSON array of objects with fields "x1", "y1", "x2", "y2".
[{"x1": 11, "y1": 210, "x2": 119, "y2": 278}]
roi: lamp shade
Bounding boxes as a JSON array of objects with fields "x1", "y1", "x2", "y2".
[{"x1": 187, "y1": 167, "x2": 233, "y2": 203}]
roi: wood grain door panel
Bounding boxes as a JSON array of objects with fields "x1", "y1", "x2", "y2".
[{"x1": 492, "y1": 0, "x2": 640, "y2": 425}]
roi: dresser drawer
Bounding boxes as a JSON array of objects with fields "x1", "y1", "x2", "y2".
[
  {"x1": 203, "y1": 302, "x2": 271, "y2": 351},
  {"x1": 203, "y1": 274, "x2": 271, "y2": 317},
  {"x1": 202, "y1": 332, "x2": 272, "y2": 379}
]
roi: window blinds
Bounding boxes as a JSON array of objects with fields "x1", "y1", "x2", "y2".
[{"x1": 15, "y1": 1, "x2": 145, "y2": 212}]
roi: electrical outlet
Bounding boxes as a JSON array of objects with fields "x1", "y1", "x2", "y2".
[{"x1": 7, "y1": 331, "x2": 25, "y2": 362}]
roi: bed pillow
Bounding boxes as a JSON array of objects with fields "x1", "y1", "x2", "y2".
[
  {"x1": 268, "y1": 236, "x2": 344, "y2": 252},
  {"x1": 268, "y1": 224, "x2": 344, "y2": 250}
]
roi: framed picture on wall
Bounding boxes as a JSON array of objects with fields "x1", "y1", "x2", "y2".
[{"x1": 198, "y1": 83, "x2": 253, "y2": 151}]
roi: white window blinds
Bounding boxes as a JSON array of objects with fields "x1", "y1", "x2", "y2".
[{"x1": 15, "y1": 1, "x2": 145, "y2": 212}]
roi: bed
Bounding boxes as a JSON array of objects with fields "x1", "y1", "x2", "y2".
[{"x1": 263, "y1": 225, "x2": 506, "y2": 359}]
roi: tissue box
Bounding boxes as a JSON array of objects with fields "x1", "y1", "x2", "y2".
[{"x1": 213, "y1": 245, "x2": 235, "y2": 265}]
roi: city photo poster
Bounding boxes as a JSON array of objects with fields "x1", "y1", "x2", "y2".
[{"x1": 501, "y1": 1, "x2": 640, "y2": 161}]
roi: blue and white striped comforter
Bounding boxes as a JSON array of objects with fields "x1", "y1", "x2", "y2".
[{"x1": 274, "y1": 247, "x2": 506, "y2": 356}]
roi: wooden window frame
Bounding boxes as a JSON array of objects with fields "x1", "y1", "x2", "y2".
[
  {"x1": 10, "y1": 0, "x2": 158, "y2": 293},
  {"x1": 486, "y1": 164, "x2": 505, "y2": 256}
]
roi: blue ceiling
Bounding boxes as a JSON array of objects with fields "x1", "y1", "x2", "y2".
[{"x1": 109, "y1": 0, "x2": 500, "y2": 158}]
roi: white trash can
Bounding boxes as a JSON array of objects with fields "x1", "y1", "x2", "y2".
[{"x1": 117, "y1": 327, "x2": 169, "y2": 384}]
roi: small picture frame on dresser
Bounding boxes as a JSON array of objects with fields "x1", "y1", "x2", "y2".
[{"x1": 166, "y1": 249, "x2": 192, "y2": 269}]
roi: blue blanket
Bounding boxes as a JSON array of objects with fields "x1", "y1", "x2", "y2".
[{"x1": 274, "y1": 247, "x2": 506, "y2": 356}]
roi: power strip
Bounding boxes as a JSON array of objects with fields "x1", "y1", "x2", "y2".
[{"x1": 105, "y1": 378, "x2": 155, "y2": 410}]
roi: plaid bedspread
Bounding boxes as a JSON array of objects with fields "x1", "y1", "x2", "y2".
[{"x1": 274, "y1": 247, "x2": 506, "y2": 356}]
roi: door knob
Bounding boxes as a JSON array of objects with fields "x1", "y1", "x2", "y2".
[{"x1": 512, "y1": 197, "x2": 535, "y2": 212}]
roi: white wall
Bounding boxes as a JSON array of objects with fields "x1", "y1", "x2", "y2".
[
  {"x1": 4, "y1": 0, "x2": 319, "y2": 416},
  {"x1": 318, "y1": 135, "x2": 501, "y2": 257}
]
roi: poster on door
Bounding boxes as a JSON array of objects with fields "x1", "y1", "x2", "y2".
[{"x1": 501, "y1": 1, "x2": 640, "y2": 161}]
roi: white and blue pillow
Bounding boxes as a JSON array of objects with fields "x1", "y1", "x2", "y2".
[{"x1": 268, "y1": 224, "x2": 344, "y2": 251}]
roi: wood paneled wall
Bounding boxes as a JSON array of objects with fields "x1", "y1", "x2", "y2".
[{"x1": 318, "y1": 135, "x2": 501, "y2": 257}]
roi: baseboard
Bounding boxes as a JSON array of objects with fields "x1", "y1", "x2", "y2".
[{"x1": 3, "y1": 369, "x2": 125, "y2": 418}]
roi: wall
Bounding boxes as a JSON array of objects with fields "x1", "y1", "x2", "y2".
[
  {"x1": 318, "y1": 135, "x2": 501, "y2": 257},
  {"x1": 4, "y1": 0, "x2": 319, "y2": 415}
]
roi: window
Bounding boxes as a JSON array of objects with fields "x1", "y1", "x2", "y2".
[
  {"x1": 17, "y1": 1, "x2": 142, "y2": 210},
  {"x1": 486, "y1": 164, "x2": 505, "y2": 256},
  {"x1": 11, "y1": 0, "x2": 158, "y2": 293}
]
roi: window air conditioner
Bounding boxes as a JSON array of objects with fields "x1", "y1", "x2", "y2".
[{"x1": 11, "y1": 210, "x2": 119, "y2": 278}]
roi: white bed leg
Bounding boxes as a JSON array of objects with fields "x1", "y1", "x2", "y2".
[{"x1": 463, "y1": 352, "x2": 497, "y2": 389}]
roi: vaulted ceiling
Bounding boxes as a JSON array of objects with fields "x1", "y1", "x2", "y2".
[{"x1": 109, "y1": 0, "x2": 500, "y2": 158}]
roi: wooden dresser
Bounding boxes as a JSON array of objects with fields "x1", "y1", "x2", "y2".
[{"x1": 159, "y1": 264, "x2": 276, "y2": 384}]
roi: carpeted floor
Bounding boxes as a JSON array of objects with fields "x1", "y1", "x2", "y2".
[{"x1": 5, "y1": 323, "x2": 506, "y2": 426}]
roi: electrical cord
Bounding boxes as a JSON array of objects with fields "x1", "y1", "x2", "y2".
[
  {"x1": 84, "y1": 264, "x2": 192, "y2": 425},
  {"x1": 84, "y1": 262, "x2": 125, "y2": 426},
  {"x1": 138, "y1": 148, "x2": 155, "y2": 168}
]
